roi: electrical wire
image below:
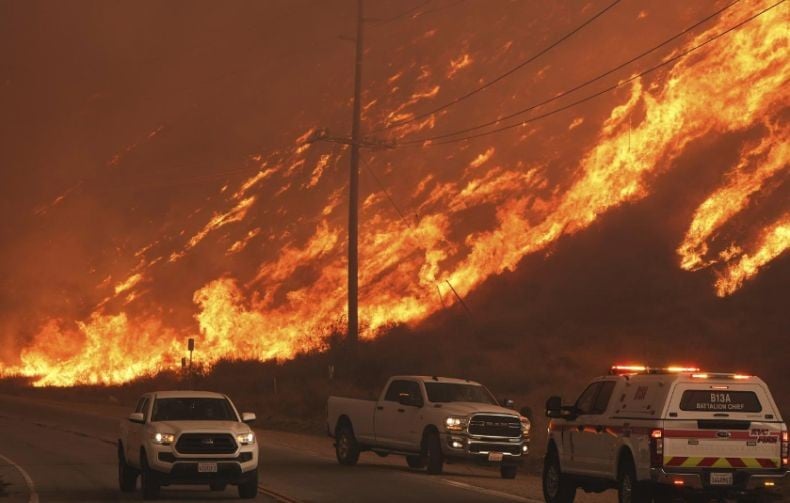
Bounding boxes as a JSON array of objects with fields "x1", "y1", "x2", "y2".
[
  {"x1": 397, "y1": 0, "x2": 743, "y2": 144},
  {"x1": 373, "y1": 0, "x2": 623, "y2": 133},
  {"x1": 393, "y1": 0, "x2": 785, "y2": 147}
]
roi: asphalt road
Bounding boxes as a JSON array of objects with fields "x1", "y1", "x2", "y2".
[{"x1": 0, "y1": 394, "x2": 543, "y2": 502}]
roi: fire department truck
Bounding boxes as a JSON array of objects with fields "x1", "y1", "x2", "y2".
[{"x1": 543, "y1": 365, "x2": 788, "y2": 503}]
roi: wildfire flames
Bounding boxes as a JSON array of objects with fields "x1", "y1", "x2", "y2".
[{"x1": 0, "y1": 1, "x2": 787, "y2": 385}]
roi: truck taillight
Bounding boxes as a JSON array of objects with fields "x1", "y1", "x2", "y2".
[
  {"x1": 782, "y1": 430, "x2": 788, "y2": 468},
  {"x1": 650, "y1": 429, "x2": 664, "y2": 468}
]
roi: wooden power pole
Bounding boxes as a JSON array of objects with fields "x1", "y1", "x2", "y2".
[{"x1": 348, "y1": 0, "x2": 364, "y2": 345}]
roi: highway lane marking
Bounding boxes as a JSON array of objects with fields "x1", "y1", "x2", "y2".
[
  {"x1": 0, "y1": 452, "x2": 39, "y2": 503},
  {"x1": 258, "y1": 484, "x2": 302, "y2": 503},
  {"x1": 441, "y1": 479, "x2": 540, "y2": 503}
]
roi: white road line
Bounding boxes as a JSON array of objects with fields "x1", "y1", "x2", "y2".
[
  {"x1": 258, "y1": 484, "x2": 302, "y2": 503},
  {"x1": 441, "y1": 479, "x2": 540, "y2": 503},
  {"x1": 0, "y1": 452, "x2": 39, "y2": 503}
]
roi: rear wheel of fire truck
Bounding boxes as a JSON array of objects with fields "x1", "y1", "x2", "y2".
[
  {"x1": 543, "y1": 448, "x2": 576, "y2": 503},
  {"x1": 406, "y1": 455, "x2": 426, "y2": 469},
  {"x1": 500, "y1": 464, "x2": 518, "y2": 479},
  {"x1": 424, "y1": 431, "x2": 444, "y2": 475},
  {"x1": 335, "y1": 423, "x2": 360, "y2": 466},
  {"x1": 617, "y1": 455, "x2": 650, "y2": 503}
]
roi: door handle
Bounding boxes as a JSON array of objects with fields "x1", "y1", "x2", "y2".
[
  {"x1": 397, "y1": 408, "x2": 405, "y2": 413},
  {"x1": 376, "y1": 406, "x2": 383, "y2": 410}
]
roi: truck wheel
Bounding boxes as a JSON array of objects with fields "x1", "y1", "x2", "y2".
[
  {"x1": 335, "y1": 425, "x2": 360, "y2": 466},
  {"x1": 500, "y1": 464, "x2": 518, "y2": 479},
  {"x1": 406, "y1": 455, "x2": 426, "y2": 469},
  {"x1": 424, "y1": 432, "x2": 444, "y2": 475},
  {"x1": 543, "y1": 449, "x2": 576, "y2": 503},
  {"x1": 617, "y1": 459, "x2": 650, "y2": 503},
  {"x1": 140, "y1": 453, "x2": 160, "y2": 500},
  {"x1": 238, "y1": 470, "x2": 258, "y2": 499},
  {"x1": 117, "y1": 443, "x2": 138, "y2": 492}
]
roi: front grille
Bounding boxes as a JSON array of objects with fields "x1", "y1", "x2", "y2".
[
  {"x1": 468, "y1": 414, "x2": 521, "y2": 438},
  {"x1": 469, "y1": 443, "x2": 522, "y2": 455},
  {"x1": 175, "y1": 433, "x2": 237, "y2": 454}
]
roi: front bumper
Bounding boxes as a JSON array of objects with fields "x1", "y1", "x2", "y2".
[
  {"x1": 440, "y1": 432, "x2": 528, "y2": 464},
  {"x1": 651, "y1": 467, "x2": 789, "y2": 495},
  {"x1": 147, "y1": 443, "x2": 259, "y2": 484}
]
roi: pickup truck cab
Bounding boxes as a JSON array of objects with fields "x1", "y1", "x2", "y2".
[
  {"x1": 327, "y1": 376, "x2": 530, "y2": 479},
  {"x1": 543, "y1": 366, "x2": 788, "y2": 503},
  {"x1": 118, "y1": 391, "x2": 259, "y2": 500}
]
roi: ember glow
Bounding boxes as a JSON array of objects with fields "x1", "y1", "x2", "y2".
[{"x1": 0, "y1": 1, "x2": 786, "y2": 385}]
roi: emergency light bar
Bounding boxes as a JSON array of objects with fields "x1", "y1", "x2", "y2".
[
  {"x1": 609, "y1": 365, "x2": 701, "y2": 376},
  {"x1": 691, "y1": 372, "x2": 752, "y2": 379}
]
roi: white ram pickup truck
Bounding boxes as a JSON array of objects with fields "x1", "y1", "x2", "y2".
[
  {"x1": 327, "y1": 375, "x2": 530, "y2": 478},
  {"x1": 118, "y1": 390, "x2": 259, "y2": 500}
]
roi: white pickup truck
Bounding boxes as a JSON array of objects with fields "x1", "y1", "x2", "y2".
[
  {"x1": 543, "y1": 366, "x2": 788, "y2": 503},
  {"x1": 118, "y1": 390, "x2": 259, "y2": 500},
  {"x1": 327, "y1": 375, "x2": 530, "y2": 478}
]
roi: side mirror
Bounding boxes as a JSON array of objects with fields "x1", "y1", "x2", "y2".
[
  {"x1": 545, "y1": 396, "x2": 562, "y2": 418},
  {"x1": 502, "y1": 398, "x2": 515, "y2": 409},
  {"x1": 128, "y1": 412, "x2": 145, "y2": 424},
  {"x1": 241, "y1": 412, "x2": 256, "y2": 424},
  {"x1": 520, "y1": 406, "x2": 533, "y2": 421}
]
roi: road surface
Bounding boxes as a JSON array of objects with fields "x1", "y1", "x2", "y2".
[{"x1": 0, "y1": 393, "x2": 584, "y2": 502}]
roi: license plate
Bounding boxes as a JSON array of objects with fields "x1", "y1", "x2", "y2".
[
  {"x1": 488, "y1": 452, "x2": 504, "y2": 462},
  {"x1": 198, "y1": 462, "x2": 218, "y2": 473},
  {"x1": 710, "y1": 472, "x2": 733, "y2": 486}
]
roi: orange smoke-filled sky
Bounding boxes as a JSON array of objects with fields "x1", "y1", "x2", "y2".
[{"x1": 0, "y1": 0, "x2": 787, "y2": 385}]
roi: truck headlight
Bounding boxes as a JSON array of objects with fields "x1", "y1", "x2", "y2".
[
  {"x1": 520, "y1": 416, "x2": 531, "y2": 439},
  {"x1": 152, "y1": 432, "x2": 175, "y2": 445},
  {"x1": 445, "y1": 416, "x2": 468, "y2": 432},
  {"x1": 236, "y1": 432, "x2": 255, "y2": 445}
]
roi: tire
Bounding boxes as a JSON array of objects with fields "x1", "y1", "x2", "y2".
[
  {"x1": 617, "y1": 458, "x2": 650, "y2": 503},
  {"x1": 140, "y1": 452, "x2": 160, "y2": 500},
  {"x1": 500, "y1": 464, "x2": 518, "y2": 479},
  {"x1": 335, "y1": 425, "x2": 360, "y2": 466},
  {"x1": 117, "y1": 443, "x2": 137, "y2": 492},
  {"x1": 424, "y1": 432, "x2": 444, "y2": 475},
  {"x1": 238, "y1": 470, "x2": 258, "y2": 499},
  {"x1": 543, "y1": 449, "x2": 576, "y2": 503},
  {"x1": 406, "y1": 455, "x2": 426, "y2": 469},
  {"x1": 210, "y1": 482, "x2": 227, "y2": 491}
]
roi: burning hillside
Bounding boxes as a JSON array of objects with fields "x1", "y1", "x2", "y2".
[{"x1": 0, "y1": 0, "x2": 787, "y2": 386}]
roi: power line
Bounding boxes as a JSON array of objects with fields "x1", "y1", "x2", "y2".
[
  {"x1": 393, "y1": 0, "x2": 785, "y2": 147},
  {"x1": 361, "y1": 158, "x2": 472, "y2": 318},
  {"x1": 373, "y1": 0, "x2": 623, "y2": 133},
  {"x1": 366, "y1": 0, "x2": 432, "y2": 26},
  {"x1": 397, "y1": 0, "x2": 743, "y2": 145}
]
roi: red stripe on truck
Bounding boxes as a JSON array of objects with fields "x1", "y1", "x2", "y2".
[
  {"x1": 757, "y1": 458, "x2": 778, "y2": 468},
  {"x1": 726, "y1": 457, "x2": 746, "y2": 468},
  {"x1": 666, "y1": 457, "x2": 688, "y2": 466}
]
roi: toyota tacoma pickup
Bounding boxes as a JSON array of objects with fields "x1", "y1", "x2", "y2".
[
  {"x1": 118, "y1": 390, "x2": 259, "y2": 500},
  {"x1": 327, "y1": 375, "x2": 530, "y2": 478},
  {"x1": 543, "y1": 365, "x2": 788, "y2": 503}
]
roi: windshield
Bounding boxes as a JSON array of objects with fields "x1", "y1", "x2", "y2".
[
  {"x1": 151, "y1": 397, "x2": 238, "y2": 421},
  {"x1": 424, "y1": 382, "x2": 497, "y2": 404}
]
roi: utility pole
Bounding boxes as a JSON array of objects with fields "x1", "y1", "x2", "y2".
[
  {"x1": 348, "y1": 0, "x2": 364, "y2": 346},
  {"x1": 305, "y1": 0, "x2": 393, "y2": 348}
]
